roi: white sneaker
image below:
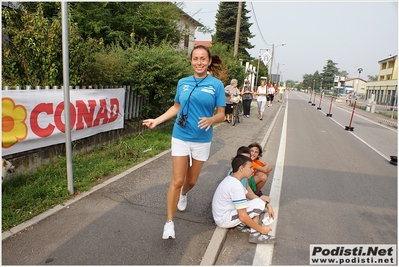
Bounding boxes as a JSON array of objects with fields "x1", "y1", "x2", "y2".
[
  {"x1": 162, "y1": 221, "x2": 175, "y2": 239},
  {"x1": 262, "y1": 216, "x2": 274, "y2": 226},
  {"x1": 177, "y1": 193, "x2": 187, "y2": 211}
]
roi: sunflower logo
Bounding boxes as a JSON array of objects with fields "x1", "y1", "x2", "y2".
[{"x1": 2, "y1": 97, "x2": 28, "y2": 148}]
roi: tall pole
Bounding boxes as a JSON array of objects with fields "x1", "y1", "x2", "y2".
[
  {"x1": 355, "y1": 67, "x2": 363, "y2": 97},
  {"x1": 62, "y1": 2, "x2": 74, "y2": 195},
  {"x1": 233, "y1": 2, "x2": 242, "y2": 58},
  {"x1": 276, "y1": 63, "x2": 280, "y2": 85},
  {"x1": 255, "y1": 54, "x2": 261, "y2": 88},
  {"x1": 269, "y1": 44, "x2": 275, "y2": 83}
]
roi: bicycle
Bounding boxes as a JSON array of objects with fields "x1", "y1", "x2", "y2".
[{"x1": 231, "y1": 95, "x2": 243, "y2": 126}]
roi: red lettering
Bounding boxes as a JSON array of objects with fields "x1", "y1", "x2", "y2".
[
  {"x1": 54, "y1": 102, "x2": 76, "y2": 133},
  {"x1": 75, "y1": 100, "x2": 97, "y2": 130},
  {"x1": 93, "y1": 99, "x2": 109, "y2": 126},
  {"x1": 30, "y1": 97, "x2": 121, "y2": 138},
  {"x1": 30, "y1": 103, "x2": 55, "y2": 137},
  {"x1": 109, "y1": 98, "x2": 120, "y2": 123}
]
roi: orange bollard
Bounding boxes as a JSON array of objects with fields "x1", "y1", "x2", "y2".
[{"x1": 345, "y1": 100, "x2": 356, "y2": 131}]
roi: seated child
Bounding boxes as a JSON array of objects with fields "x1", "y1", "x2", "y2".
[
  {"x1": 227, "y1": 146, "x2": 274, "y2": 232},
  {"x1": 228, "y1": 146, "x2": 271, "y2": 203},
  {"x1": 212, "y1": 154, "x2": 277, "y2": 244},
  {"x1": 248, "y1": 142, "x2": 273, "y2": 196}
]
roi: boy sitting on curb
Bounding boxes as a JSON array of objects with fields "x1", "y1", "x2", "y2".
[
  {"x1": 212, "y1": 154, "x2": 277, "y2": 244},
  {"x1": 248, "y1": 142, "x2": 273, "y2": 196}
]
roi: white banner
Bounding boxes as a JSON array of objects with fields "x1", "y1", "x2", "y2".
[{"x1": 2, "y1": 88, "x2": 125, "y2": 156}]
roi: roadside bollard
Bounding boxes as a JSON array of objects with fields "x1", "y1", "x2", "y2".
[
  {"x1": 389, "y1": 156, "x2": 397, "y2": 166},
  {"x1": 308, "y1": 90, "x2": 313, "y2": 103},
  {"x1": 311, "y1": 91, "x2": 316, "y2": 106},
  {"x1": 326, "y1": 96, "x2": 333, "y2": 117},
  {"x1": 317, "y1": 93, "x2": 323, "y2": 110},
  {"x1": 345, "y1": 100, "x2": 356, "y2": 131}
]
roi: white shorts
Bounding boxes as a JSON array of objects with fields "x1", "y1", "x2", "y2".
[
  {"x1": 220, "y1": 198, "x2": 265, "y2": 228},
  {"x1": 171, "y1": 137, "x2": 211, "y2": 165}
]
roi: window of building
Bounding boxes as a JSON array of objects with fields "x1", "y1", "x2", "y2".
[
  {"x1": 386, "y1": 75, "x2": 391, "y2": 80},
  {"x1": 388, "y1": 61, "x2": 394, "y2": 69},
  {"x1": 381, "y1": 62, "x2": 387, "y2": 70},
  {"x1": 379, "y1": 75, "x2": 384, "y2": 81},
  {"x1": 184, "y1": 35, "x2": 189, "y2": 49}
]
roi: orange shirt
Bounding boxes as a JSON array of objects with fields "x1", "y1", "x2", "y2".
[{"x1": 252, "y1": 159, "x2": 264, "y2": 175}]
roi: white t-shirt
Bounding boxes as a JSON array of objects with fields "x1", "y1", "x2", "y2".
[
  {"x1": 268, "y1": 86, "x2": 275, "y2": 95},
  {"x1": 257, "y1": 86, "x2": 267, "y2": 102},
  {"x1": 212, "y1": 176, "x2": 248, "y2": 227}
]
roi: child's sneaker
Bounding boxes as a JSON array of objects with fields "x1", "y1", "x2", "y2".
[
  {"x1": 262, "y1": 216, "x2": 274, "y2": 226},
  {"x1": 177, "y1": 193, "x2": 187, "y2": 211},
  {"x1": 235, "y1": 223, "x2": 251, "y2": 233},
  {"x1": 249, "y1": 232, "x2": 277, "y2": 244},
  {"x1": 162, "y1": 221, "x2": 175, "y2": 239}
]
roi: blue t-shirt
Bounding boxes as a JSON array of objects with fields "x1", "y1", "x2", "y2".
[{"x1": 172, "y1": 75, "x2": 225, "y2": 142}]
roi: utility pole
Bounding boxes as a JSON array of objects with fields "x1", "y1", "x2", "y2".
[
  {"x1": 233, "y1": 2, "x2": 242, "y2": 58},
  {"x1": 269, "y1": 44, "x2": 275, "y2": 83}
]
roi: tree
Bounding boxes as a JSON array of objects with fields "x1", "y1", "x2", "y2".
[
  {"x1": 69, "y1": 2, "x2": 183, "y2": 48},
  {"x1": 321, "y1": 60, "x2": 340, "y2": 91},
  {"x1": 2, "y1": 4, "x2": 63, "y2": 86},
  {"x1": 214, "y1": 2, "x2": 254, "y2": 61},
  {"x1": 285, "y1": 80, "x2": 297, "y2": 88},
  {"x1": 2, "y1": 3, "x2": 102, "y2": 86},
  {"x1": 367, "y1": 75, "x2": 378, "y2": 81}
]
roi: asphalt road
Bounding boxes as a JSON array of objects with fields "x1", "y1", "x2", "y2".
[{"x1": 2, "y1": 91, "x2": 397, "y2": 265}]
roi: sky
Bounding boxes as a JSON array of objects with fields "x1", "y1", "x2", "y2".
[{"x1": 180, "y1": 1, "x2": 398, "y2": 82}]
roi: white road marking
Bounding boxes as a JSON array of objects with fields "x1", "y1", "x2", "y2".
[{"x1": 253, "y1": 98, "x2": 289, "y2": 265}]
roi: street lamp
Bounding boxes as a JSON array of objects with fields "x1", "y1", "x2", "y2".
[
  {"x1": 269, "y1": 43, "x2": 286, "y2": 83},
  {"x1": 276, "y1": 63, "x2": 284, "y2": 86},
  {"x1": 255, "y1": 48, "x2": 270, "y2": 87},
  {"x1": 321, "y1": 77, "x2": 324, "y2": 90},
  {"x1": 355, "y1": 68, "x2": 363, "y2": 97}
]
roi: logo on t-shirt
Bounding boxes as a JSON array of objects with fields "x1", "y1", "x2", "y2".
[{"x1": 201, "y1": 86, "x2": 215, "y2": 95}]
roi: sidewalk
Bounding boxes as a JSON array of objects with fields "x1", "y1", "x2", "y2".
[
  {"x1": 2, "y1": 100, "x2": 283, "y2": 265},
  {"x1": 321, "y1": 95, "x2": 397, "y2": 128}
]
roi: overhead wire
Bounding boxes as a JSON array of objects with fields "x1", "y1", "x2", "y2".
[{"x1": 249, "y1": 2, "x2": 272, "y2": 48}]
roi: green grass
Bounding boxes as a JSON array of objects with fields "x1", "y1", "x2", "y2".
[
  {"x1": 2, "y1": 124, "x2": 173, "y2": 232},
  {"x1": 356, "y1": 104, "x2": 397, "y2": 120}
]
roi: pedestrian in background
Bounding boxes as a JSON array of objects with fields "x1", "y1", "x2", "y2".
[
  {"x1": 241, "y1": 80, "x2": 254, "y2": 118},
  {"x1": 267, "y1": 83, "x2": 275, "y2": 107},
  {"x1": 142, "y1": 45, "x2": 226, "y2": 240},
  {"x1": 256, "y1": 79, "x2": 267, "y2": 120},
  {"x1": 224, "y1": 79, "x2": 240, "y2": 123},
  {"x1": 277, "y1": 86, "x2": 284, "y2": 102}
]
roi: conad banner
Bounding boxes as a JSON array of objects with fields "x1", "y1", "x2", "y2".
[{"x1": 2, "y1": 88, "x2": 125, "y2": 156}]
